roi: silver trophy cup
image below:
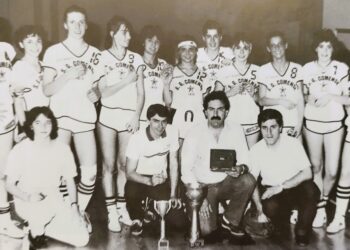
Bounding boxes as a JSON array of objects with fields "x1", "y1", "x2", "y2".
[
  {"x1": 185, "y1": 183, "x2": 205, "y2": 247},
  {"x1": 154, "y1": 200, "x2": 171, "y2": 250}
]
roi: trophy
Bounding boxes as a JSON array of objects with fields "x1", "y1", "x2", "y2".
[
  {"x1": 154, "y1": 200, "x2": 171, "y2": 250},
  {"x1": 185, "y1": 183, "x2": 205, "y2": 247}
]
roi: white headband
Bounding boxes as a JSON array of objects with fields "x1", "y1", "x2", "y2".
[{"x1": 178, "y1": 40, "x2": 197, "y2": 48}]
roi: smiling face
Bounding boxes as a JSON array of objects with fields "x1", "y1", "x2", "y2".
[
  {"x1": 233, "y1": 40, "x2": 251, "y2": 63},
  {"x1": 149, "y1": 114, "x2": 167, "y2": 138},
  {"x1": 111, "y1": 23, "x2": 131, "y2": 49},
  {"x1": 64, "y1": 11, "x2": 87, "y2": 39},
  {"x1": 203, "y1": 29, "x2": 222, "y2": 51},
  {"x1": 144, "y1": 35, "x2": 160, "y2": 56},
  {"x1": 316, "y1": 41, "x2": 333, "y2": 63},
  {"x1": 32, "y1": 114, "x2": 53, "y2": 140},
  {"x1": 267, "y1": 36, "x2": 288, "y2": 60},
  {"x1": 20, "y1": 34, "x2": 42, "y2": 58},
  {"x1": 178, "y1": 45, "x2": 197, "y2": 64},
  {"x1": 260, "y1": 119, "x2": 282, "y2": 146}
]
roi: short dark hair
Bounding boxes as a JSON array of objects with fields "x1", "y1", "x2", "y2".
[
  {"x1": 63, "y1": 5, "x2": 87, "y2": 23},
  {"x1": 202, "y1": 20, "x2": 222, "y2": 36},
  {"x1": 140, "y1": 25, "x2": 163, "y2": 44},
  {"x1": 105, "y1": 15, "x2": 131, "y2": 49},
  {"x1": 311, "y1": 29, "x2": 339, "y2": 51},
  {"x1": 147, "y1": 104, "x2": 169, "y2": 121},
  {"x1": 232, "y1": 32, "x2": 252, "y2": 47},
  {"x1": 203, "y1": 91, "x2": 230, "y2": 111},
  {"x1": 14, "y1": 25, "x2": 45, "y2": 50},
  {"x1": 24, "y1": 106, "x2": 58, "y2": 140},
  {"x1": 258, "y1": 109, "x2": 283, "y2": 128},
  {"x1": 266, "y1": 31, "x2": 286, "y2": 46}
]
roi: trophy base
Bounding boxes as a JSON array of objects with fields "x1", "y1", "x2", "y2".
[
  {"x1": 158, "y1": 239, "x2": 169, "y2": 250},
  {"x1": 189, "y1": 238, "x2": 204, "y2": 248}
]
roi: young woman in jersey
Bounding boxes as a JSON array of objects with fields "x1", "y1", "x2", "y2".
[
  {"x1": 215, "y1": 33, "x2": 260, "y2": 148},
  {"x1": 12, "y1": 25, "x2": 49, "y2": 127},
  {"x1": 303, "y1": 29, "x2": 349, "y2": 228},
  {"x1": 97, "y1": 16, "x2": 145, "y2": 231},
  {"x1": 258, "y1": 31, "x2": 304, "y2": 140},
  {"x1": 163, "y1": 38, "x2": 211, "y2": 143},
  {"x1": 42, "y1": 5, "x2": 102, "y2": 233},
  {"x1": 0, "y1": 36, "x2": 24, "y2": 239},
  {"x1": 140, "y1": 25, "x2": 172, "y2": 121},
  {"x1": 5, "y1": 107, "x2": 89, "y2": 249}
]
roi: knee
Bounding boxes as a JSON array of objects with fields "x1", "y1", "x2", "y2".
[
  {"x1": 238, "y1": 173, "x2": 256, "y2": 191},
  {"x1": 81, "y1": 165, "x2": 97, "y2": 183},
  {"x1": 117, "y1": 158, "x2": 126, "y2": 172},
  {"x1": 102, "y1": 160, "x2": 117, "y2": 176},
  {"x1": 310, "y1": 159, "x2": 322, "y2": 172},
  {"x1": 325, "y1": 170, "x2": 337, "y2": 182}
]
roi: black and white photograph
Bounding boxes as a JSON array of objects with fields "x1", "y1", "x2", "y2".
[{"x1": 0, "y1": 0, "x2": 350, "y2": 249}]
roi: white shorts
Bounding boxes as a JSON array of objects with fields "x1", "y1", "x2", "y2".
[
  {"x1": 304, "y1": 120, "x2": 344, "y2": 135},
  {"x1": 58, "y1": 117, "x2": 95, "y2": 134},
  {"x1": 99, "y1": 107, "x2": 147, "y2": 132},
  {"x1": 241, "y1": 123, "x2": 260, "y2": 136},
  {"x1": 172, "y1": 108, "x2": 205, "y2": 139}
]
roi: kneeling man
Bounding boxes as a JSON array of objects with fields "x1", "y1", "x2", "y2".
[{"x1": 250, "y1": 109, "x2": 319, "y2": 246}]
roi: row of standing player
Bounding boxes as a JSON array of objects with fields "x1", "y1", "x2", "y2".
[{"x1": 0, "y1": 5, "x2": 349, "y2": 237}]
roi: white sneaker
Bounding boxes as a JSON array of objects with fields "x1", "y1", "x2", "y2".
[
  {"x1": 108, "y1": 209, "x2": 121, "y2": 233},
  {"x1": 0, "y1": 219, "x2": 24, "y2": 239},
  {"x1": 82, "y1": 212, "x2": 93, "y2": 234},
  {"x1": 326, "y1": 216, "x2": 345, "y2": 234},
  {"x1": 312, "y1": 208, "x2": 327, "y2": 228},
  {"x1": 117, "y1": 205, "x2": 133, "y2": 226},
  {"x1": 290, "y1": 209, "x2": 298, "y2": 224}
]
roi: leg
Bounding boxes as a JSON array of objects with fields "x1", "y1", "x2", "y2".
[
  {"x1": 219, "y1": 174, "x2": 256, "y2": 227},
  {"x1": 294, "y1": 180, "x2": 320, "y2": 236},
  {"x1": 97, "y1": 124, "x2": 120, "y2": 231},
  {"x1": 0, "y1": 131, "x2": 22, "y2": 238},
  {"x1": 327, "y1": 141, "x2": 350, "y2": 233},
  {"x1": 73, "y1": 131, "x2": 97, "y2": 212},
  {"x1": 323, "y1": 128, "x2": 344, "y2": 197},
  {"x1": 116, "y1": 131, "x2": 133, "y2": 225},
  {"x1": 199, "y1": 184, "x2": 220, "y2": 236},
  {"x1": 303, "y1": 128, "x2": 324, "y2": 197}
]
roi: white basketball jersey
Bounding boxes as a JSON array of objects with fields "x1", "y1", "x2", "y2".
[
  {"x1": 303, "y1": 60, "x2": 349, "y2": 122},
  {"x1": 216, "y1": 63, "x2": 260, "y2": 125},
  {"x1": 197, "y1": 47, "x2": 234, "y2": 85},
  {"x1": 0, "y1": 42, "x2": 16, "y2": 129},
  {"x1": 141, "y1": 58, "x2": 168, "y2": 120},
  {"x1": 100, "y1": 49, "x2": 144, "y2": 110},
  {"x1": 43, "y1": 43, "x2": 103, "y2": 123},
  {"x1": 257, "y1": 62, "x2": 303, "y2": 127},
  {"x1": 170, "y1": 66, "x2": 211, "y2": 113},
  {"x1": 11, "y1": 60, "x2": 49, "y2": 110}
]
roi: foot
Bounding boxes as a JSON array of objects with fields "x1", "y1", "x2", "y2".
[
  {"x1": 0, "y1": 219, "x2": 24, "y2": 239},
  {"x1": 82, "y1": 212, "x2": 93, "y2": 234},
  {"x1": 326, "y1": 216, "x2": 345, "y2": 234},
  {"x1": 290, "y1": 209, "x2": 298, "y2": 225},
  {"x1": 220, "y1": 215, "x2": 245, "y2": 237},
  {"x1": 107, "y1": 209, "x2": 122, "y2": 233},
  {"x1": 130, "y1": 220, "x2": 143, "y2": 236},
  {"x1": 117, "y1": 205, "x2": 133, "y2": 226},
  {"x1": 312, "y1": 208, "x2": 327, "y2": 228}
]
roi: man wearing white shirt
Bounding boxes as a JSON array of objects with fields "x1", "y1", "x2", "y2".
[
  {"x1": 125, "y1": 104, "x2": 182, "y2": 236},
  {"x1": 250, "y1": 109, "x2": 319, "y2": 246},
  {"x1": 181, "y1": 91, "x2": 256, "y2": 239}
]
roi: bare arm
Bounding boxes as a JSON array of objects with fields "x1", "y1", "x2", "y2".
[
  {"x1": 259, "y1": 84, "x2": 296, "y2": 109},
  {"x1": 99, "y1": 70, "x2": 137, "y2": 98},
  {"x1": 169, "y1": 150, "x2": 179, "y2": 198}
]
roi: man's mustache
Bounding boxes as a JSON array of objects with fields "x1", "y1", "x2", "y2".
[{"x1": 211, "y1": 116, "x2": 221, "y2": 120}]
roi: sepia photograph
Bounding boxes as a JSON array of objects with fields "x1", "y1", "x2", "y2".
[{"x1": 0, "y1": 0, "x2": 350, "y2": 249}]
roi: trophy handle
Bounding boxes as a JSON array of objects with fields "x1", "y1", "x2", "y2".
[
  {"x1": 154, "y1": 201, "x2": 159, "y2": 214},
  {"x1": 167, "y1": 200, "x2": 171, "y2": 214}
]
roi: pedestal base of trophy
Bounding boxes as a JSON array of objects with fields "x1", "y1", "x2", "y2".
[
  {"x1": 158, "y1": 239, "x2": 169, "y2": 250},
  {"x1": 189, "y1": 238, "x2": 204, "y2": 248}
]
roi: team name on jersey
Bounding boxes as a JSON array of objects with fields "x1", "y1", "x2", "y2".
[
  {"x1": 313, "y1": 75, "x2": 340, "y2": 85},
  {"x1": 61, "y1": 60, "x2": 95, "y2": 75},
  {"x1": 273, "y1": 79, "x2": 299, "y2": 90},
  {"x1": 174, "y1": 76, "x2": 206, "y2": 91}
]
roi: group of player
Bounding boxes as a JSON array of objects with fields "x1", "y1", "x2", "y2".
[{"x1": 1, "y1": 3, "x2": 350, "y2": 246}]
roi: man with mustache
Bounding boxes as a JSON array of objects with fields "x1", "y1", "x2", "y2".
[{"x1": 181, "y1": 91, "x2": 256, "y2": 244}]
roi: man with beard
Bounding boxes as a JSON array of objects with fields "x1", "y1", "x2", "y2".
[{"x1": 181, "y1": 91, "x2": 256, "y2": 244}]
